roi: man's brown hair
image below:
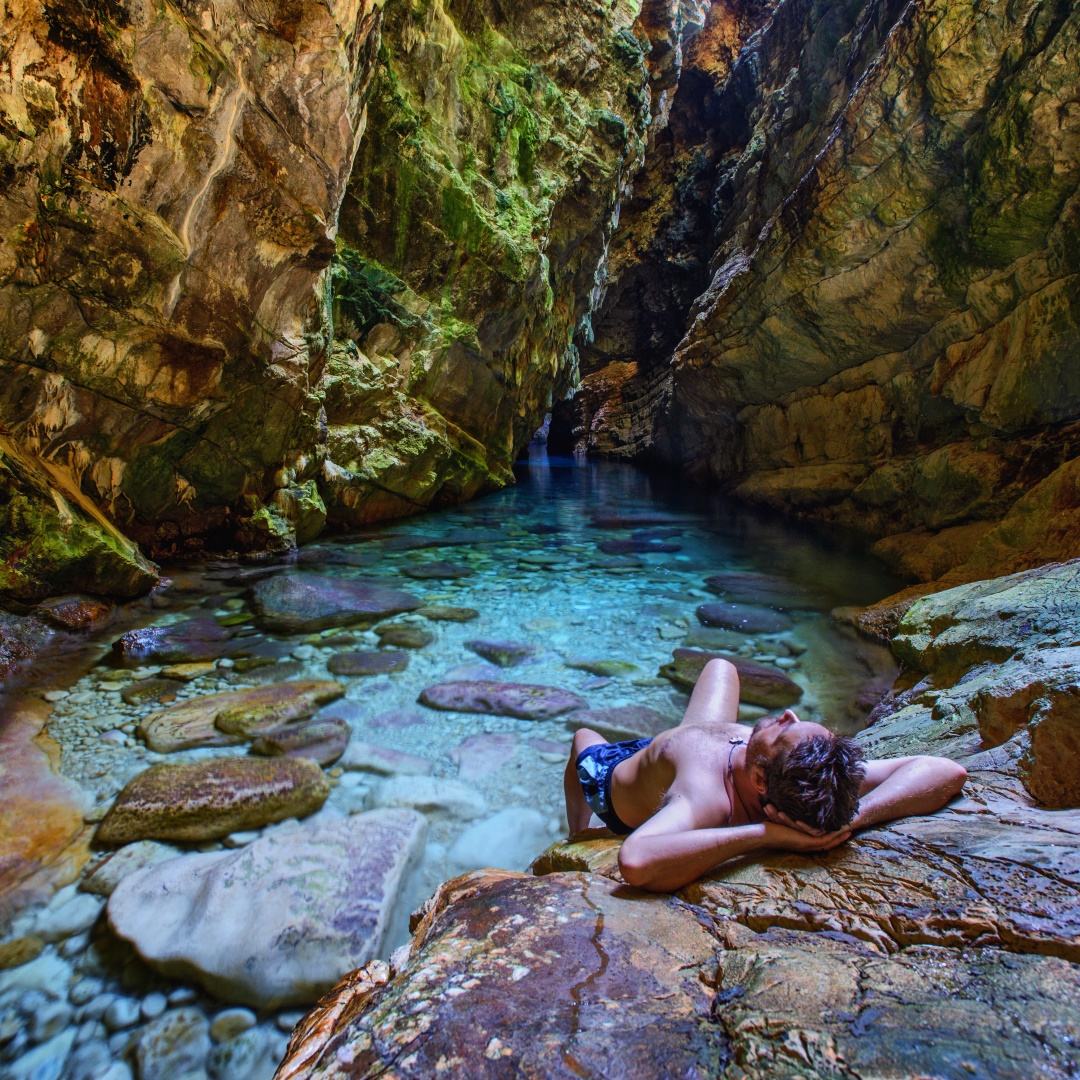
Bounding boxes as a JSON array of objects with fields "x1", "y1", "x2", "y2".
[{"x1": 763, "y1": 733, "x2": 866, "y2": 832}]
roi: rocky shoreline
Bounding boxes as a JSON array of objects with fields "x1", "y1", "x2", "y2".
[{"x1": 277, "y1": 559, "x2": 1080, "y2": 1079}]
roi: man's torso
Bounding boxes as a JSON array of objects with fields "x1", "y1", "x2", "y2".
[{"x1": 607, "y1": 722, "x2": 750, "y2": 831}]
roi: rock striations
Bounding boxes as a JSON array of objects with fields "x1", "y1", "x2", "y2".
[
  {"x1": 556, "y1": 0, "x2": 1080, "y2": 592},
  {"x1": 0, "y1": 0, "x2": 711, "y2": 593},
  {"x1": 277, "y1": 560, "x2": 1080, "y2": 1079}
]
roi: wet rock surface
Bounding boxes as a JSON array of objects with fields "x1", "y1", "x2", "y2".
[
  {"x1": 107, "y1": 812, "x2": 425, "y2": 1008},
  {"x1": 96, "y1": 758, "x2": 331, "y2": 844},
  {"x1": 419, "y1": 680, "x2": 588, "y2": 721},
  {"x1": 137, "y1": 680, "x2": 344, "y2": 753},
  {"x1": 278, "y1": 553, "x2": 1080, "y2": 1080},
  {"x1": 251, "y1": 575, "x2": 421, "y2": 634},
  {"x1": 249, "y1": 719, "x2": 351, "y2": 767},
  {"x1": 662, "y1": 648, "x2": 803, "y2": 708}
]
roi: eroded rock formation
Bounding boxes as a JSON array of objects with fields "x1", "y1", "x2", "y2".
[
  {"x1": 0, "y1": 0, "x2": 710, "y2": 592},
  {"x1": 557, "y1": 0, "x2": 1080, "y2": 590},
  {"x1": 276, "y1": 559, "x2": 1080, "y2": 1080}
]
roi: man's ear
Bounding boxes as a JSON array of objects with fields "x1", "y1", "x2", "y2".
[{"x1": 749, "y1": 763, "x2": 767, "y2": 796}]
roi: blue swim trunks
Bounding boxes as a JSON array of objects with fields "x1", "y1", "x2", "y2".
[{"x1": 576, "y1": 738, "x2": 653, "y2": 835}]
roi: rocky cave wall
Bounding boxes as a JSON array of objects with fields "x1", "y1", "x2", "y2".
[
  {"x1": 555, "y1": 0, "x2": 1080, "y2": 588},
  {"x1": 0, "y1": 0, "x2": 708, "y2": 597}
]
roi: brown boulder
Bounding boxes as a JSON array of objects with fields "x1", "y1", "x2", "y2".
[
  {"x1": 138, "y1": 680, "x2": 344, "y2": 752},
  {"x1": 96, "y1": 757, "x2": 331, "y2": 844},
  {"x1": 276, "y1": 870, "x2": 724, "y2": 1079}
]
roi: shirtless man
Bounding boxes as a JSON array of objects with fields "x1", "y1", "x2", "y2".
[{"x1": 564, "y1": 657, "x2": 968, "y2": 891}]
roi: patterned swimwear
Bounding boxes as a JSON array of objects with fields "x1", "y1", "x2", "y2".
[{"x1": 576, "y1": 738, "x2": 653, "y2": 834}]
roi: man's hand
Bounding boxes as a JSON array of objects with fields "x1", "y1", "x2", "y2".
[
  {"x1": 762, "y1": 803, "x2": 826, "y2": 836},
  {"x1": 762, "y1": 821, "x2": 851, "y2": 853}
]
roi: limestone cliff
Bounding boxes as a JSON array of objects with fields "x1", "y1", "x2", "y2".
[
  {"x1": 557, "y1": 0, "x2": 1080, "y2": 587},
  {"x1": 0, "y1": 0, "x2": 707, "y2": 593},
  {"x1": 0, "y1": 0, "x2": 384, "y2": 576},
  {"x1": 315, "y1": 0, "x2": 709, "y2": 524}
]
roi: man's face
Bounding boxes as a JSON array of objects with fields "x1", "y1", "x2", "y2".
[{"x1": 747, "y1": 709, "x2": 832, "y2": 767}]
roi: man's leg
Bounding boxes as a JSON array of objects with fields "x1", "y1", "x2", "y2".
[
  {"x1": 679, "y1": 657, "x2": 740, "y2": 727},
  {"x1": 564, "y1": 727, "x2": 606, "y2": 835}
]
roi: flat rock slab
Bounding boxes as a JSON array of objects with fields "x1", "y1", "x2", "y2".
[
  {"x1": 375, "y1": 624, "x2": 434, "y2": 649},
  {"x1": 275, "y1": 870, "x2": 723, "y2": 1079},
  {"x1": 661, "y1": 648, "x2": 802, "y2": 708},
  {"x1": 339, "y1": 742, "x2": 434, "y2": 776},
  {"x1": 704, "y1": 571, "x2": 827, "y2": 609},
  {"x1": 327, "y1": 650, "x2": 409, "y2": 677},
  {"x1": 120, "y1": 678, "x2": 183, "y2": 707},
  {"x1": 138, "y1": 679, "x2": 344, "y2": 752},
  {"x1": 108, "y1": 811, "x2": 426, "y2": 1008},
  {"x1": 401, "y1": 561, "x2": 473, "y2": 579},
  {"x1": 369, "y1": 776, "x2": 486, "y2": 820},
  {"x1": 564, "y1": 657, "x2": 640, "y2": 678},
  {"x1": 250, "y1": 574, "x2": 420, "y2": 634},
  {"x1": 711, "y1": 923, "x2": 1080, "y2": 1079},
  {"x1": 96, "y1": 757, "x2": 331, "y2": 844},
  {"x1": 416, "y1": 605, "x2": 479, "y2": 622},
  {"x1": 696, "y1": 601, "x2": 793, "y2": 634},
  {"x1": 419, "y1": 680, "x2": 587, "y2": 720},
  {"x1": 449, "y1": 733, "x2": 519, "y2": 781},
  {"x1": 465, "y1": 639, "x2": 537, "y2": 667},
  {"x1": 80, "y1": 840, "x2": 182, "y2": 897},
  {"x1": 563, "y1": 705, "x2": 672, "y2": 741},
  {"x1": 35, "y1": 594, "x2": 113, "y2": 630},
  {"x1": 250, "y1": 718, "x2": 351, "y2": 766},
  {"x1": 111, "y1": 618, "x2": 234, "y2": 667}
]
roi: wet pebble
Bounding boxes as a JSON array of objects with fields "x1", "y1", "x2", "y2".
[
  {"x1": 141, "y1": 992, "x2": 168, "y2": 1020},
  {"x1": 209, "y1": 1006, "x2": 257, "y2": 1042},
  {"x1": 103, "y1": 995, "x2": 141, "y2": 1030},
  {"x1": 29, "y1": 999, "x2": 73, "y2": 1043}
]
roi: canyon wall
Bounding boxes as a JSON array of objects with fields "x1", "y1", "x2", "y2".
[
  {"x1": 556, "y1": 0, "x2": 1080, "y2": 586},
  {"x1": 0, "y1": 0, "x2": 706, "y2": 593}
]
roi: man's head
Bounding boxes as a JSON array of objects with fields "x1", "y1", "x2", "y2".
[{"x1": 745, "y1": 710, "x2": 865, "y2": 832}]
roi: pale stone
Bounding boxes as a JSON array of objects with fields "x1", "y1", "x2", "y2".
[
  {"x1": 108, "y1": 811, "x2": 426, "y2": 1007},
  {"x1": 337, "y1": 742, "x2": 434, "y2": 776},
  {"x1": 448, "y1": 809, "x2": 551, "y2": 872},
  {"x1": 369, "y1": 776, "x2": 487, "y2": 821}
]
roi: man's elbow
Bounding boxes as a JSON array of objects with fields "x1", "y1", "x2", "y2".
[{"x1": 617, "y1": 843, "x2": 656, "y2": 889}]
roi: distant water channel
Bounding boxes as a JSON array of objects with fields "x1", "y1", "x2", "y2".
[{"x1": 0, "y1": 454, "x2": 902, "y2": 1078}]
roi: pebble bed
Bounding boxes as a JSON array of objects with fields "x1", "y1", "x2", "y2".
[{"x1": 0, "y1": 455, "x2": 901, "y2": 1080}]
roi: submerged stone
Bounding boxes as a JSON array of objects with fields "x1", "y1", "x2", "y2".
[
  {"x1": 598, "y1": 539, "x2": 681, "y2": 555},
  {"x1": 704, "y1": 571, "x2": 825, "y2": 609},
  {"x1": 401, "y1": 561, "x2": 473, "y2": 580},
  {"x1": 80, "y1": 841, "x2": 182, "y2": 897},
  {"x1": 250, "y1": 718, "x2": 351, "y2": 767},
  {"x1": 416, "y1": 604, "x2": 479, "y2": 622},
  {"x1": 107, "y1": 812, "x2": 425, "y2": 1009},
  {"x1": 96, "y1": 757, "x2": 331, "y2": 843},
  {"x1": 564, "y1": 657, "x2": 641, "y2": 678},
  {"x1": 138, "y1": 680, "x2": 344, "y2": 751},
  {"x1": 111, "y1": 618, "x2": 234, "y2": 667},
  {"x1": 418, "y1": 680, "x2": 587, "y2": 720},
  {"x1": 375, "y1": 624, "x2": 434, "y2": 649},
  {"x1": 465, "y1": 639, "x2": 537, "y2": 667},
  {"x1": 34, "y1": 595, "x2": 113, "y2": 631},
  {"x1": 449, "y1": 733, "x2": 519, "y2": 781},
  {"x1": 120, "y1": 678, "x2": 183, "y2": 707},
  {"x1": 563, "y1": 705, "x2": 672, "y2": 741},
  {"x1": 327, "y1": 650, "x2": 409, "y2": 676},
  {"x1": 695, "y1": 602, "x2": 793, "y2": 634},
  {"x1": 250, "y1": 574, "x2": 421, "y2": 634},
  {"x1": 661, "y1": 649, "x2": 803, "y2": 708}
]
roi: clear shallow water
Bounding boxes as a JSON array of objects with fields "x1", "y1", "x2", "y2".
[{"x1": 0, "y1": 455, "x2": 902, "y2": 1077}]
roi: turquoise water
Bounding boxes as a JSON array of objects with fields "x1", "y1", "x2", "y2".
[{"x1": 0, "y1": 455, "x2": 902, "y2": 1078}]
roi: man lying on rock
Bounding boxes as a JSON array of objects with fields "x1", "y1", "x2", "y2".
[{"x1": 564, "y1": 657, "x2": 968, "y2": 891}]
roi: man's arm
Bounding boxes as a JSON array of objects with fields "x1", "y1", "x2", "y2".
[
  {"x1": 617, "y1": 786, "x2": 851, "y2": 892},
  {"x1": 850, "y1": 755, "x2": 968, "y2": 830}
]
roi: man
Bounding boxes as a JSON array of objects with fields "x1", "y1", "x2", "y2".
[{"x1": 564, "y1": 657, "x2": 968, "y2": 892}]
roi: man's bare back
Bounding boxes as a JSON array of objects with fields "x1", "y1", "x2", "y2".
[{"x1": 564, "y1": 657, "x2": 968, "y2": 892}]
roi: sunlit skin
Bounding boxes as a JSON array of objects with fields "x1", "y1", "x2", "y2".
[{"x1": 563, "y1": 658, "x2": 968, "y2": 892}]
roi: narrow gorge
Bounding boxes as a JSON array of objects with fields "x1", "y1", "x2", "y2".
[{"x1": 0, "y1": 1, "x2": 1077, "y2": 1078}]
